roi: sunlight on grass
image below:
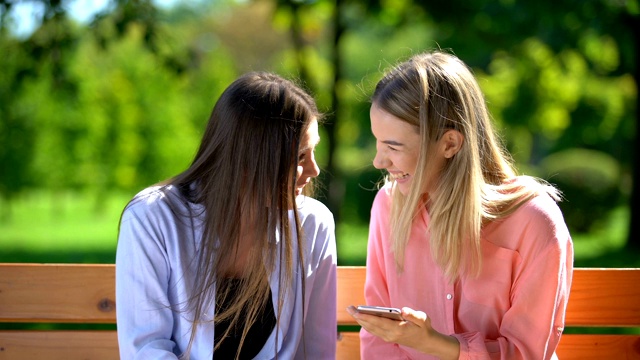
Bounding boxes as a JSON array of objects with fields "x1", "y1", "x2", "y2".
[
  {"x1": 0, "y1": 191, "x2": 132, "y2": 252},
  {"x1": 0, "y1": 191, "x2": 632, "y2": 266}
]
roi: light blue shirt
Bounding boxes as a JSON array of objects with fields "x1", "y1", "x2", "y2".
[{"x1": 116, "y1": 185, "x2": 337, "y2": 359}]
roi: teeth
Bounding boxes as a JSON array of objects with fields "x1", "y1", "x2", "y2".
[{"x1": 390, "y1": 173, "x2": 409, "y2": 180}]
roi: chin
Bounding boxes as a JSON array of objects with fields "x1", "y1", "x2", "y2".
[{"x1": 396, "y1": 182, "x2": 411, "y2": 196}]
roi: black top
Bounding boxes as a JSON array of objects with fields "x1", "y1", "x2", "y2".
[{"x1": 214, "y1": 279, "x2": 276, "y2": 359}]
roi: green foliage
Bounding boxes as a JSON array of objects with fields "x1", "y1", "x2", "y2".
[
  {"x1": 540, "y1": 148, "x2": 623, "y2": 233},
  {"x1": 473, "y1": 37, "x2": 636, "y2": 209},
  {"x1": 69, "y1": 24, "x2": 200, "y2": 191},
  {"x1": 0, "y1": 0, "x2": 636, "y2": 253},
  {"x1": 0, "y1": 36, "x2": 36, "y2": 209},
  {"x1": 0, "y1": 1, "x2": 239, "y2": 211}
]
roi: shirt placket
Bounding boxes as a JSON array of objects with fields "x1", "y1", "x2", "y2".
[{"x1": 443, "y1": 282, "x2": 456, "y2": 334}]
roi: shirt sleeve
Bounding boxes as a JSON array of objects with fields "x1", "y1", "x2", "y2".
[
  {"x1": 295, "y1": 201, "x2": 338, "y2": 360},
  {"x1": 453, "y1": 200, "x2": 574, "y2": 360},
  {"x1": 116, "y1": 200, "x2": 180, "y2": 359},
  {"x1": 360, "y1": 189, "x2": 410, "y2": 359}
]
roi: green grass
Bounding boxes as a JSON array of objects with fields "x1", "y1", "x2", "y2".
[
  {"x1": 0, "y1": 191, "x2": 131, "y2": 263},
  {"x1": 0, "y1": 191, "x2": 636, "y2": 267}
]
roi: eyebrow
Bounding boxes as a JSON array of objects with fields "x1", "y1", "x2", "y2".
[
  {"x1": 300, "y1": 136, "x2": 321, "y2": 151},
  {"x1": 381, "y1": 140, "x2": 404, "y2": 146}
]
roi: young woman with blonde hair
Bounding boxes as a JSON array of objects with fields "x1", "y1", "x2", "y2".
[
  {"x1": 348, "y1": 51, "x2": 573, "y2": 359},
  {"x1": 116, "y1": 72, "x2": 337, "y2": 359}
]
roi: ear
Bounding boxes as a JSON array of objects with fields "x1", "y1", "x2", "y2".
[{"x1": 440, "y1": 130, "x2": 463, "y2": 159}]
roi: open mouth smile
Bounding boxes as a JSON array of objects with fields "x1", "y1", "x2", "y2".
[{"x1": 390, "y1": 172, "x2": 410, "y2": 180}]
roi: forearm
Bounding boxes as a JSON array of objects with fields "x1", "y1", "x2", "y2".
[{"x1": 417, "y1": 331, "x2": 460, "y2": 360}]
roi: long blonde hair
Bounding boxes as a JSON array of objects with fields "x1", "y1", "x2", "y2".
[{"x1": 372, "y1": 51, "x2": 559, "y2": 281}]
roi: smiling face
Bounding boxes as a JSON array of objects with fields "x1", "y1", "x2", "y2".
[
  {"x1": 370, "y1": 103, "x2": 422, "y2": 196},
  {"x1": 295, "y1": 118, "x2": 321, "y2": 197},
  {"x1": 371, "y1": 103, "x2": 452, "y2": 197}
]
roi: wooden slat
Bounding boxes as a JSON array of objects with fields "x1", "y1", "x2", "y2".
[
  {"x1": 337, "y1": 332, "x2": 360, "y2": 360},
  {"x1": 566, "y1": 268, "x2": 640, "y2": 327},
  {"x1": 1, "y1": 332, "x2": 636, "y2": 360},
  {"x1": 337, "y1": 266, "x2": 366, "y2": 326},
  {"x1": 336, "y1": 267, "x2": 640, "y2": 328},
  {"x1": 2, "y1": 265, "x2": 639, "y2": 327},
  {"x1": 1, "y1": 264, "x2": 639, "y2": 360},
  {"x1": 0, "y1": 264, "x2": 364, "y2": 325},
  {"x1": 337, "y1": 333, "x2": 640, "y2": 360},
  {"x1": 0, "y1": 264, "x2": 116, "y2": 323},
  {"x1": 0, "y1": 330, "x2": 119, "y2": 360},
  {"x1": 556, "y1": 334, "x2": 640, "y2": 359}
]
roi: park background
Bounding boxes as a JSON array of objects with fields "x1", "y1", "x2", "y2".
[{"x1": 0, "y1": 0, "x2": 638, "y2": 271}]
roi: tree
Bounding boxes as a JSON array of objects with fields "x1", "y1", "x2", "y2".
[{"x1": 327, "y1": 0, "x2": 638, "y2": 241}]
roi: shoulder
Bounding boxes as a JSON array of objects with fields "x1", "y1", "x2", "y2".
[
  {"x1": 295, "y1": 196, "x2": 337, "y2": 261},
  {"x1": 508, "y1": 176, "x2": 565, "y2": 228},
  {"x1": 510, "y1": 194, "x2": 565, "y2": 236},
  {"x1": 122, "y1": 185, "x2": 187, "y2": 223},
  {"x1": 519, "y1": 191, "x2": 564, "y2": 222},
  {"x1": 295, "y1": 196, "x2": 335, "y2": 228},
  {"x1": 486, "y1": 181, "x2": 570, "y2": 254}
]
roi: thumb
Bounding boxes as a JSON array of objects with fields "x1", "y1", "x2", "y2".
[{"x1": 401, "y1": 307, "x2": 428, "y2": 326}]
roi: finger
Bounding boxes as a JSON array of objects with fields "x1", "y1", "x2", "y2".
[
  {"x1": 401, "y1": 307, "x2": 428, "y2": 326},
  {"x1": 347, "y1": 310, "x2": 382, "y2": 330},
  {"x1": 351, "y1": 315, "x2": 388, "y2": 339},
  {"x1": 358, "y1": 319, "x2": 398, "y2": 342}
]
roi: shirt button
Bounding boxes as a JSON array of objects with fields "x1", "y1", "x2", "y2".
[{"x1": 446, "y1": 294, "x2": 453, "y2": 300}]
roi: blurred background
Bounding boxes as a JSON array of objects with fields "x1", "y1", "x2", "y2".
[{"x1": 0, "y1": 0, "x2": 638, "y2": 269}]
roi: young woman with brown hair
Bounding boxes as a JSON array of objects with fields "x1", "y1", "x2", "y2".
[{"x1": 116, "y1": 72, "x2": 337, "y2": 359}]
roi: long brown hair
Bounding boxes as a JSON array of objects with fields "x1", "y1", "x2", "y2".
[
  {"x1": 166, "y1": 72, "x2": 320, "y2": 358},
  {"x1": 373, "y1": 51, "x2": 559, "y2": 280}
]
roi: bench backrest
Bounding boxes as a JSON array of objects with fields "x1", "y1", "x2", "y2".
[{"x1": 1, "y1": 264, "x2": 639, "y2": 359}]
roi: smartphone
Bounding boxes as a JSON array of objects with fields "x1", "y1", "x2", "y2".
[{"x1": 355, "y1": 305, "x2": 404, "y2": 321}]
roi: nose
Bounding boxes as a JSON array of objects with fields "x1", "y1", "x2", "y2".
[
  {"x1": 372, "y1": 144, "x2": 388, "y2": 169},
  {"x1": 304, "y1": 153, "x2": 320, "y2": 178}
]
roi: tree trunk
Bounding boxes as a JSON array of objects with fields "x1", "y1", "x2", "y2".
[
  {"x1": 323, "y1": 0, "x2": 345, "y2": 222},
  {"x1": 289, "y1": 1, "x2": 311, "y2": 89},
  {"x1": 626, "y1": 12, "x2": 639, "y2": 251},
  {"x1": 286, "y1": 0, "x2": 344, "y2": 220}
]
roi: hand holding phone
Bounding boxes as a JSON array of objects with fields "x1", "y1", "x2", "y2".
[{"x1": 354, "y1": 305, "x2": 405, "y2": 321}]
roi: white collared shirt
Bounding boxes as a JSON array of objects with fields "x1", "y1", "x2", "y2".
[{"x1": 116, "y1": 185, "x2": 337, "y2": 359}]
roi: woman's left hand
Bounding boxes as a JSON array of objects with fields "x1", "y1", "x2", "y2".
[
  {"x1": 347, "y1": 306, "x2": 459, "y2": 358},
  {"x1": 349, "y1": 306, "x2": 432, "y2": 350}
]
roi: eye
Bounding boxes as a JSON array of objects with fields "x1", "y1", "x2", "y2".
[
  {"x1": 388, "y1": 146, "x2": 398, "y2": 152},
  {"x1": 298, "y1": 146, "x2": 317, "y2": 163}
]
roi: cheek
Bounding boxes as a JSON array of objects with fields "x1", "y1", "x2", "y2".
[{"x1": 396, "y1": 154, "x2": 418, "y2": 172}]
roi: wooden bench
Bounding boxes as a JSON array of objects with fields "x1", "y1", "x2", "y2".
[{"x1": 1, "y1": 264, "x2": 639, "y2": 359}]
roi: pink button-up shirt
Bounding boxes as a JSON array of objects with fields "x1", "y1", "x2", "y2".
[{"x1": 361, "y1": 181, "x2": 573, "y2": 359}]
